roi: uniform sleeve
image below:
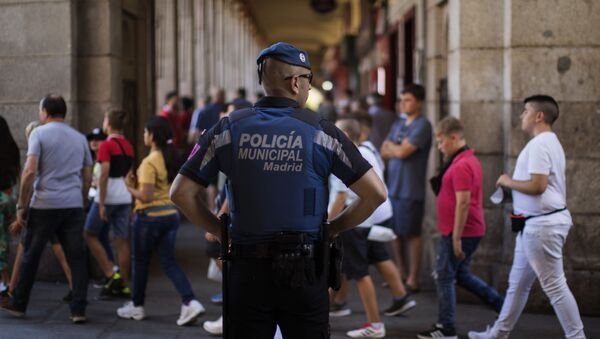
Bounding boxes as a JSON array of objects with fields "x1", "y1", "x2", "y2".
[
  {"x1": 317, "y1": 120, "x2": 371, "y2": 187},
  {"x1": 138, "y1": 158, "x2": 157, "y2": 185},
  {"x1": 407, "y1": 119, "x2": 432, "y2": 149},
  {"x1": 527, "y1": 139, "x2": 551, "y2": 175},
  {"x1": 179, "y1": 118, "x2": 230, "y2": 187},
  {"x1": 27, "y1": 129, "x2": 42, "y2": 156},
  {"x1": 96, "y1": 140, "x2": 111, "y2": 163},
  {"x1": 451, "y1": 162, "x2": 474, "y2": 192}
]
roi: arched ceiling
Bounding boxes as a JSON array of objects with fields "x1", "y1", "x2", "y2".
[{"x1": 243, "y1": 0, "x2": 354, "y2": 71}]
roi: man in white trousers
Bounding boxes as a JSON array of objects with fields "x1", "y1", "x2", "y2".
[{"x1": 468, "y1": 95, "x2": 585, "y2": 339}]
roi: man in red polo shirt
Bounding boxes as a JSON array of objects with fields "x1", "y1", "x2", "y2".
[{"x1": 418, "y1": 117, "x2": 504, "y2": 339}]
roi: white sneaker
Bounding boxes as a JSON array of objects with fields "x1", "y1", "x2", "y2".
[
  {"x1": 116, "y1": 301, "x2": 145, "y2": 321},
  {"x1": 203, "y1": 316, "x2": 223, "y2": 335},
  {"x1": 346, "y1": 323, "x2": 386, "y2": 338},
  {"x1": 176, "y1": 299, "x2": 205, "y2": 326},
  {"x1": 468, "y1": 325, "x2": 509, "y2": 339}
]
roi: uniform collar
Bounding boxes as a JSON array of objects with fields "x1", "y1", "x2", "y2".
[{"x1": 255, "y1": 96, "x2": 300, "y2": 108}]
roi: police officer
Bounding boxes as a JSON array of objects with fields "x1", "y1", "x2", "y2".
[{"x1": 170, "y1": 42, "x2": 387, "y2": 339}]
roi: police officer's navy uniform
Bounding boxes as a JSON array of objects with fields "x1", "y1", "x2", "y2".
[{"x1": 179, "y1": 43, "x2": 371, "y2": 339}]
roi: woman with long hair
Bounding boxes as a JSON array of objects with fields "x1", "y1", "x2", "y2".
[
  {"x1": 0, "y1": 116, "x2": 20, "y2": 292},
  {"x1": 117, "y1": 116, "x2": 204, "y2": 325}
]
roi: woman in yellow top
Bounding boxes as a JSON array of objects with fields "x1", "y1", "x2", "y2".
[{"x1": 117, "y1": 116, "x2": 205, "y2": 325}]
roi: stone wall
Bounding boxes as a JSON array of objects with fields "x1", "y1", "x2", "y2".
[{"x1": 392, "y1": 0, "x2": 600, "y2": 315}]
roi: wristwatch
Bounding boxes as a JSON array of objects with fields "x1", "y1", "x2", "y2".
[{"x1": 16, "y1": 204, "x2": 27, "y2": 210}]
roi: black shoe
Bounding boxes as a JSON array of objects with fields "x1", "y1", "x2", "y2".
[
  {"x1": 0, "y1": 297, "x2": 25, "y2": 318},
  {"x1": 98, "y1": 273, "x2": 124, "y2": 300},
  {"x1": 104, "y1": 272, "x2": 124, "y2": 291},
  {"x1": 70, "y1": 313, "x2": 86, "y2": 324},
  {"x1": 384, "y1": 296, "x2": 417, "y2": 316},
  {"x1": 417, "y1": 324, "x2": 457, "y2": 339},
  {"x1": 63, "y1": 290, "x2": 73, "y2": 303}
]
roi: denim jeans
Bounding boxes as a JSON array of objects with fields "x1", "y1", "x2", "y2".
[
  {"x1": 434, "y1": 235, "x2": 504, "y2": 328},
  {"x1": 14, "y1": 208, "x2": 88, "y2": 314},
  {"x1": 492, "y1": 225, "x2": 585, "y2": 339},
  {"x1": 131, "y1": 212, "x2": 195, "y2": 306}
]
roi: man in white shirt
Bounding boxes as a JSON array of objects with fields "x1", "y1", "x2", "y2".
[{"x1": 468, "y1": 95, "x2": 585, "y2": 339}]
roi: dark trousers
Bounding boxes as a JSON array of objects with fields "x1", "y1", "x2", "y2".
[
  {"x1": 435, "y1": 236, "x2": 504, "y2": 328},
  {"x1": 228, "y1": 257, "x2": 330, "y2": 339},
  {"x1": 131, "y1": 212, "x2": 195, "y2": 306},
  {"x1": 14, "y1": 208, "x2": 88, "y2": 314}
]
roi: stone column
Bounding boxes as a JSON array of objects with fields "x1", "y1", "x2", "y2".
[
  {"x1": 447, "y1": 0, "x2": 507, "y2": 294},
  {"x1": 155, "y1": 0, "x2": 178, "y2": 109},
  {"x1": 76, "y1": 0, "x2": 123, "y2": 134},
  {"x1": 178, "y1": 0, "x2": 194, "y2": 97}
]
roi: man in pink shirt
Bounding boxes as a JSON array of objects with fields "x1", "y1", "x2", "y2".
[{"x1": 418, "y1": 117, "x2": 504, "y2": 339}]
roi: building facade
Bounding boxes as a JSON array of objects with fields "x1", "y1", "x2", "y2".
[{"x1": 354, "y1": 0, "x2": 600, "y2": 315}]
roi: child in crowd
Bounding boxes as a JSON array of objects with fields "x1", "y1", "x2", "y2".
[{"x1": 330, "y1": 117, "x2": 416, "y2": 338}]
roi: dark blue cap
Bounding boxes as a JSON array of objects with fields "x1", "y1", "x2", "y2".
[{"x1": 256, "y1": 42, "x2": 311, "y2": 70}]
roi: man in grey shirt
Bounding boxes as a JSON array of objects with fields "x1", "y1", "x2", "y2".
[{"x1": 0, "y1": 95, "x2": 92, "y2": 323}]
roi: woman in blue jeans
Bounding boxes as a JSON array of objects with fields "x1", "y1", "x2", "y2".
[{"x1": 117, "y1": 116, "x2": 205, "y2": 325}]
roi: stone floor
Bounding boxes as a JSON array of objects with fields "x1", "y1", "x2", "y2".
[{"x1": 0, "y1": 222, "x2": 597, "y2": 339}]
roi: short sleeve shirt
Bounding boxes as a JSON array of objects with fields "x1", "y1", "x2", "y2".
[
  {"x1": 386, "y1": 115, "x2": 432, "y2": 200},
  {"x1": 195, "y1": 103, "x2": 227, "y2": 132},
  {"x1": 436, "y1": 149, "x2": 485, "y2": 237},
  {"x1": 512, "y1": 132, "x2": 571, "y2": 227},
  {"x1": 134, "y1": 150, "x2": 173, "y2": 212},
  {"x1": 28, "y1": 122, "x2": 92, "y2": 209},
  {"x1": 96, "y1": 135, "x2": 134, "y2": 205},
  {"x1": 180, "y1": 96, "x2": 372, "y2": 243}
]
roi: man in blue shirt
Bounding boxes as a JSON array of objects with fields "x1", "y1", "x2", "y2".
[
  {"x1": 195, "y1": 88, "x2": 227, "y2": 133},
  {"x1": 381, "y1": 84, "x2": 432, "y2": 292},
  {"x1": 171, "y1": 42, "x2": 387, "y2": 339},
  {"x1": 232, "y1": 87, "x2": 253, "y2": 110}
]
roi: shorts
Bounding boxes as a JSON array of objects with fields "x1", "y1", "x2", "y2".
[
  {"x1": 84, "y1": 202, "x2": 131, "y2": 239},
  {"x1": 340, "y1": 227, "x2": 390, "y2": 280},
  {"x1": 205, "y1": 238, "x2": 221, "y2": 259},
  {"x1": 390, "y1": 197, "x2": 424, "y2": 236}
]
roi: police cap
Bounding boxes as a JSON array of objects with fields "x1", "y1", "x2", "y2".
[{"x1": 256, "y1": 42, "x2": 311, "y2": 71}]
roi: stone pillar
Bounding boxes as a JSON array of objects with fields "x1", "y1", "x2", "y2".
[
  {"x1": 155, "y1": 0, "x2": 178, "y2": 109},
  {"x1": 76, "y1": 0, "x2": 123, "y2": 134},
  {"x1": 178, "y1": 0, "x2": 194, "y2": 96},
  {"x1": 444, "y1": 0, "x2": 508, "y2": 302}
]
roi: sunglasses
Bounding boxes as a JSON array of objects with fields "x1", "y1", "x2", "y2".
[{"x1": 284, "y1": 73, "x2": 313, "y2": 84}]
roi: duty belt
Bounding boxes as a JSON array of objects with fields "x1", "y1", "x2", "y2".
[{"x1": 231, "y1": 242, "x2": 315, "y2": 259}]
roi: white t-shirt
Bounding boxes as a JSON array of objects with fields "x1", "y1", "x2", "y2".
[
  {"x1": 327, "y1": 141, "x2": 392, "y2": 227},
  {"x1": 512, "y1": 132, "x2": 571, "y2": 227}
]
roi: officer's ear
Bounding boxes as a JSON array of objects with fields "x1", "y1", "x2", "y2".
[{"x1": 290, "y1": 76, "x2": 301, "y2": 95}]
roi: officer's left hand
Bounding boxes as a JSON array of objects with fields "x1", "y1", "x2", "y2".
[{"x1": 452, "y1": 237, "x2": 465, "y2": 260}]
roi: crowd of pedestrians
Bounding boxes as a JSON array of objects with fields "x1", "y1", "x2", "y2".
[{"x1": 0, "y1": 77, "x2": 586, "y2": 339}]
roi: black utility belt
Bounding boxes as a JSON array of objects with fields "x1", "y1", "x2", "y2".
[{"x1": 231, "y1": 242, "x2": 315, "y2": 259}]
